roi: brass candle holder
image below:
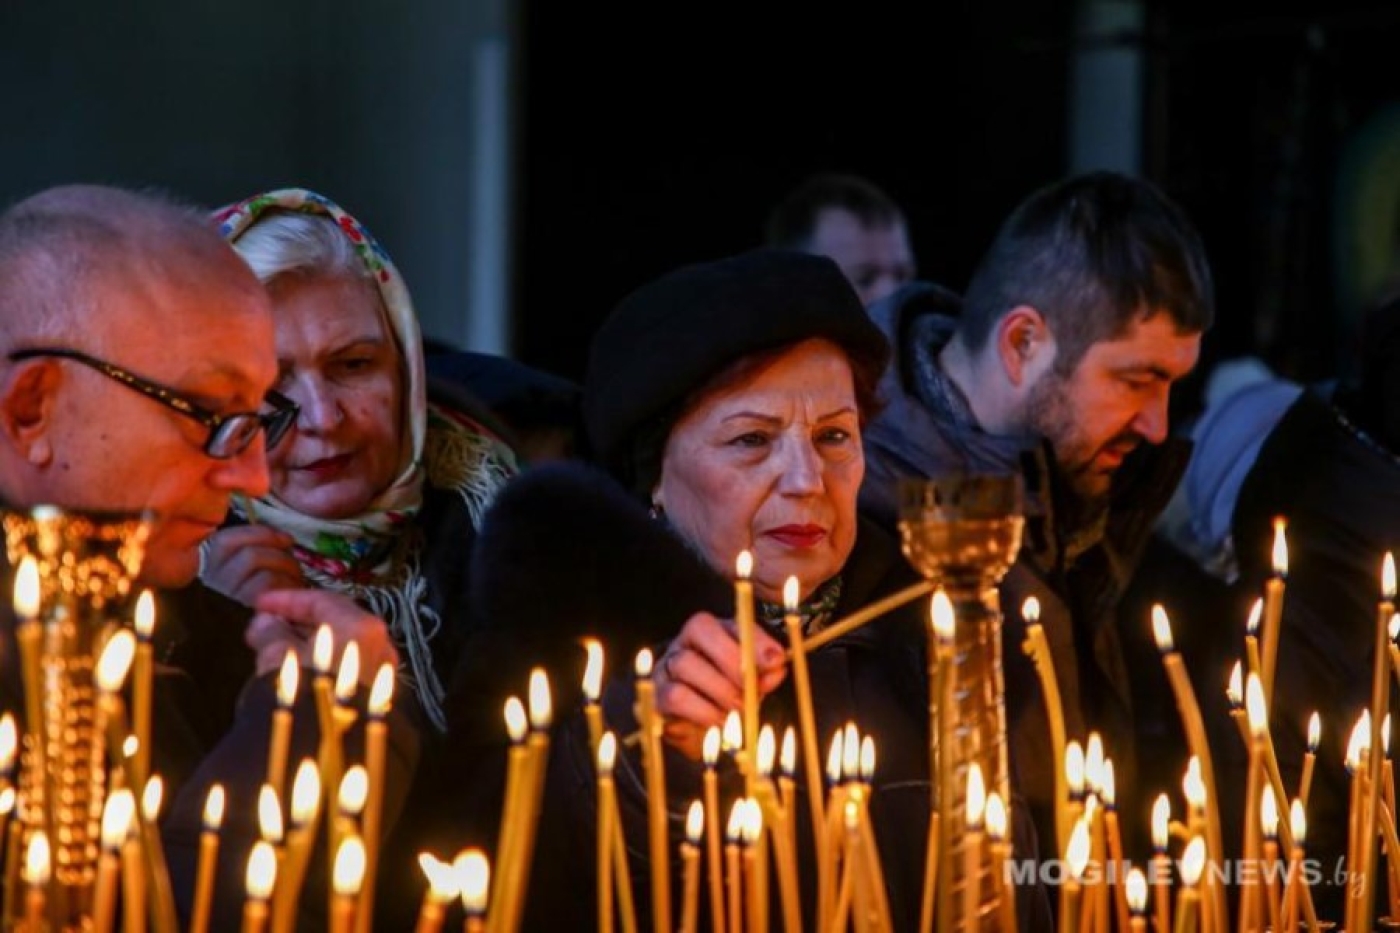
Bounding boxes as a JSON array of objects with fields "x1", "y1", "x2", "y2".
[
  {"x1": 3, "y1": 505, "x2": 150, "y2": 928},
  {"x1": 898, "y1": 475, "x2": 1023, "y2": 933}
]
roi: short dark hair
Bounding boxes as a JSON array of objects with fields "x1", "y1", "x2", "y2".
[
  {"x1": 764, "y1": 173, "x2": 906, "y2": 249},
  {"x1": 959, "y1": 172, "x2": 1215, "y2": 372}
]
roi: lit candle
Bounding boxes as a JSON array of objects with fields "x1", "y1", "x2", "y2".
[
  {"x1": 963, "y1": 763, "x2": 987, "y2": 933},
  {"x1": 0, "y1": 713, "x2": 14, "y2": 788},
  {"x1": 1362, "y1": 552, "x2": 1398, "y2": 933},
  {"x1": 581, "y1": 639, "x2": 605, "y2": 757},
  {"x1": 123, "y1": 809, "x2": 147, "y2": 933},
  {"x1": 331, "y1": 836, "x2": 365, "y2": 933},
  {"x1": 1244, "y1": 598, "x2": 1264, "y2": 691},
  {"x1": 312, "y1": 625, "x2": 345, "y2": 862},
  {"x1": 1126, "y1": 867, "x2": 1148, "y2": 933},
  {"x1": 1346, "y1": 711, "x2": 1371, "y2": 933},
  {"x1": 932, "y1": 588, "x2": 956, "y2": 933},
  {"x1": 357, "y1": 662, "x2": 395, "y2": 933},
  {"x1": 457, "y1": 849, "x2": 490, "y2": 933},
  {"x1": 1260, "y1": 517, "x2": 1288, "y2": 704},
  {"x1": 734, "y1": 550, "x2": 759, "y2": 789},
  {"x1": 267, "y1": 649, "x2": 298, "y2": 797},
  {"x1": 23, "y1": 829, "x2": 49, "y2": 931},
  {"x1": 11, "y1": 557, "x2": 52, "y2": 854},
  {"x1": 596, "y1": 733, "x2": 616, "y2": 933},
  {"x1": 1262, "y1": 785, "x2": 1282, "y2": 933},
  {"x1": 258, "y1": 783, "x2": 285, "y2": 850},
  {"x1": 190, "y1": 785, "x2": 224, "y2": 933},
  {"x1": 1021, "y1": 595, "x2": 1068, "y2": 858},
  {"x1": 782, "y1": 574, "x2": 828, "y2": 903},
  {"x1": 1299, "y1": 712, "x2": 1320, "y2": 811},
  {"x1": 490, "y1": 696, "x2": 527, "y2": 928},
  {"x1": 1152, "y1": 794, "x2": 1172, "y2": 933},
  {"x1": 243, "y1": 841, "x2": 277, "y2": 933},
  {"x1": 1283, "y1": 799, "x2": 1307, "y2": 933},
  {"x1": 1241, "y1": 673, "x2": 1267, "y2": 933},
  {"x1": 741, "y1": 798, "x2": 766, "y2": 933},
  {"x1": 1153, "y1": 605, "x2": 1227, "y2": 933},
  {"x1": 775, "y1": 726, "x2": 802, "y2": 933},
  {"x1": 822, "y1": 729, "x2": 845, "y2": 932},
  {"x1": 853, "y1": 738, "x2": 893, "y2": 933},
  {"x1": 634, "y1": 650, "x2": 671, "y2": 933},
  {"x1": 337, "y1": 767, "x2": 369, "y2": 855},
  {"x1": 1065, "y1": 740, "x2": 1086, "y2": 829},
  {"x1": 1174, "y1": 836, "x2": 1206, "y2": 933},
  {"x1": 415, "y1": 852, "x2": 457, "y2": 933},
  {"x1": 272, "y1": 761, "x2": 321, "y2": 933},
  {"x1": 1, "y1": 790, "x2": 20, "y2": 931},
  {"x1": 986, "y1": 793, "x2": 1017, "y2": 933},
  {"x1": 495, "y1": 669, "x2": 552, "y2": 933},
  {"x1": 335, "y1": 641, "x2": 361, "y2": 708},
  {"x1": 1060, "y1": 818, "x2": 1090, "y2": 933},
  {"x1": 725, "y1": 801, "x2": 744, "y2": 933},
  {"x1": 680, "y1": 801, "x2": 703, "y2": 933},
  {"x1": 133, "y1": 589, "x2": 156, "y2": 785},
  {"x1": 753, "y1": 726, "x2": 775, "y2": 933},
  {"x1": 701, "y1": 727, "x2": 726, "y2": 933},
  {"x1": 95, "y1": 790, "x2": 133, "y2": 933},
  {"x1": 1102, "y1": 761, "x2": 1129, "y2": 933},
  {"x1": 841, "y1": 799, "x2": 865, "y2": 933}
]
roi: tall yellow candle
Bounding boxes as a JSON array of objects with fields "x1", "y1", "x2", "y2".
[
  {"x1": 1299, "y1": 712, "x2": 1320, "y2": 810},
  {"x1": 243, "y1": 841, "x2": 277, "y2": 933},
  {"x1": 1240, "y1": 673, "x2": 1267, "y2": 933},
  {"x1": 963, "y1": 764, "x2": 987, "y2": 933},
  {"x1": 133, "y1": 589, "x2": 156, "y2": 785},
  {"x1": 701, "y1": 728, "x2": 726, "y2": 933},
  {"x1": 1022, "y1": 596, "x2": 1068, "y2": 858},
  {"x1": 740, "y1": 799, "x2": 765, "y2": 933},
  {"x1": 596, "y1": 734, "x2": 617, "y2": 933},
  {"x1": 95, "y1": 790, "x2": 132, "y2": 933},
  {"x1": 679, "y1": 801, "x2": 703, "y2": 933},
  {"x1": 1152, "y1": 792, "x2": 1173, "y2": 933},
  {"x1": 1261, "y1": 786, "x2": 1282, "y2": 933},
  {"x1": 581, "y1": 639, "x2": 605, "y2": 758},
  {"x1": 122, "y1": 817, "x2": 146, "y2": 933},
  {"x1": 414, "y1": 853, "x2": 457, "y2": 933},
  {"x1": 734, "y1": 550, "x2": 759, "y2": 787},
  {"x1": 1244, "y1": 598, "x2": 1264, "y2": 690},
  {"x1": 1361, "y1": 552, "x2": 1397, "y2": 933},
  {"x1": 267, "y1": 649, "x2": 298, "y2": 798},
  {"x1": 1060, "y1": 819, "x2": 1090, "y2": 933},
  {"x1": 1282, "y1": 800, "x2": 1306, "y2": 933},
  {"x1": 1102, "y1": 762, "x2": 1130, "y2": 933},
  {"x1": 782, "y1": 574, "x2": 828, "y2": 899},
  {"x1": 1173, "y1": 837, "x2": 1206, "y2": 933},
  {"x1": 1260, "y1": 517, "x2": 1288, "y2": 705},
  {"x1": 331, "y1": 836, "x2": 365, "y2": 933},
  {"x1": 725, "y1": 802, "x2": 744, "y2": 933},
  {"x1": 986, "y1": 793, "x2": 1017, "y2": 933},
  {"x1": 191, "y1": 784, "x2": 225, "y2": 933},
  {"x1": 634, "y1": 650, "x2": 671, "y2": 933},
  {"x1": 932, "y1": 589, "x2": 956, "y2": 933},
  {"x1": 23, "y1": 829, "x2": 49, "y2": 932},
  {"x1": 489, "y1": 695, "x2": 528, "y2": 931},
  {"x1": 457, "y1": 849, "x2": 490, "y2": 933},
  {"x1": 356, "y1": 663, "x2": 395, "y2": 933},
  {"x1": 1125, "y1": 868, "x2": 1148, "y2": 933},
  {"x1": 495, "y1": 669, "x2": 552, "y2": 933},
  {"x1": 273, "y1": 761, "x2": 322, "y2": 933}
]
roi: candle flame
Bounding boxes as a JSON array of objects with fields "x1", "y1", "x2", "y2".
[
  {"x1": 1307, "y1": 712, "x2": 1321, "y2": 752},
  {"x1": 726, "y1": 799, "x2": 744, "y2": 843},
  {"x1": 123, "y1": 735, "x2": 139, "y2": 760},
  {"x1": 1387, "y1": 713, "x2": 1393, "y2": 757},
  {"x1": 985, "y1": 792, "x2": 1007, "y2": 841},
  {"x1": 418, "y1": 852, "x2": 459, "y2": 902},
  {"x1": 780, "y1": 726, "x2": 796, "y2": 777},
  {"x1": 528, "y1": 667, "x2": 552, "y2": 730},
  {"x1": 0, "y1": 714, "x2": 15, "y2": 773},
  {"x1": 1391, "y1": 614, "x2": 1400, "y2": 643},
  {"x1": 1261, "y1": 785, "x2": 1279, "y2": 838},
  {"x1": 783, "y1": 576, "x2": 800, "y2": 612},
  {"x1": 277, "y1": 650, "x2": 299, "y2": 708},
  {"x1": 312, "y1": 624, "x2": 333, "y2": 675},
  {"x1": 1386, "y1": 552, "x2": 1397, "y2": 600},
  {"x1": 1126, "y1": 868, "x2": 1147, "y2": 915},
  {"x1": 826, "y1": 730, "x2": 843, "y2": 785},
  {"x1": 1022, "y1": 595, "x2": 1040, "y2": 625},
  {"x1": 0, "y1": 787, "x2": 12, "y2": 817},
  {"x1": 368, "y1": 663, "x2": 395, "y2": 716},
  {"x1": 12, "y1": 556, "x2": 38, "y2": 619},
  {"x1": 1271, "y1": 518, "x2": 1288, "y2": 575},
  {"x1": 333, "y1": 836, "x2": 366, "y2": 896},
  {"x1": 1102, "y1": 760, "x2": 1116, "y2": 808},
  {"x1": 756, "y1": 725, "x2": 776, "y2": 777},
  {"x1": 102, "y1": 790, "x2": 134, "y2": 850},
  {"x1": 634, "y1": 648, "x2": 654, "y2": 679},
  {"x1": 134, "y1": 589, "x2": 155, "y2": 639},
  {"x1": 1245, "y1": 672, "x2": 1268, "y2": 735},
  {"x1": 931, "y1": 588, "x2": 955, "y2": 640},
  {"x1": 334, "y1": 642, "x2": 360, "y2": 703},
  {"x1": 1226, "y1": 661, "x2": 1243, "y2": 708},
  {"x1": 1151, "y1": 604, "x2": 1174, "y2": 652},
  {"x1": 1291, "y1": 799, "x2": 1307, "y2": 846},
  {"x1": 703, "y1": 726, "x2": 721, "y2": 767},
  {"x1": 202, "y1": 784, "x2": 225, "y2": 833},
  {"x1": 722, "y1": 711, "x2": 742, "y2": 752},
  {"x1": 339, "y1": 765, "x2": 369, "y2": 817},
  {"x1": 1246, "y1": 599, "x2": 1262, "y2": 637},
  {"x1": 597, "y1": 731, "x2": 617, "y2": 775},
  {"x1": 1347, "y1": 712, "x2": 1372, "y2": 770},
  {"x1": 504, "y1": 697, "x2": 527, "y2": 744},
  {"x1": 1065, "y1": 741, "x2": 1085, "y2": 796},
  {"x1": 736, "y1": 550, "x2": 753, "y2": 580},
  {"x1": 1066, "y1": 818, "x2": 1091, "y2": 880},
  {"x1": 1152, "y1": 793, "x2": 1171, "y2": 850},
  {"x1": 1085, "y1": 733, "x2": 1104, "y2": 794},
  {"x1": 843, "y1": 798, "x2": 860, "y2": 830},
  {"x1": 859, "y1": 736, "x2": 876, "y2": 783},
  {"x1": 841, "y1": 722, "x2": 860, "y2": 781},
  {"x1": 258, "y1": 784, "x2": 283, "y2": 844},
  {"x1": 24, "y1": 830, "x2": 50, "y2": 885},
  {"x1": 741, "y1": 798, "x2": 763, "y2": 844},
  {"x1": 456, "y1": 849, "x2": 490, "y2": 916},
  {"x1": 95, "y1": 629, "x2": 136, "y2": 693},
  {"x1": 582, "y1": 639, "x2": 604, "y2": 702},
  {"x1": 246, "y1": 841, "x2": 277, "y2": 900},
  {"x1": 1180, "y1": 836, "x2": 1206, "y2": 886},
  {"x1": 291, "y1": 760, "x2": 321, "y2": 826},
  {"x1": 142, "y1": 775, "x2": 163, "y2": 821},
  {"x1": 1183, "y1": 757, "x2": 1206, "y2": 809},
  {"x1": 686, "y1": 800, "x2": 705, "y2": 844},
  {"x1": 966, "y1": 763, "x2": 987, "y2": 828}
]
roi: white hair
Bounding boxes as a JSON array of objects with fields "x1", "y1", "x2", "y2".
[{"x1": 230, "y1": 211, "x2": 369, "y2": 286}]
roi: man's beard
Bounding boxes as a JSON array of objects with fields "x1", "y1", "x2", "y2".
[{"x1": 1022, "y1": 372, "x2": 1124, "y2": 524}]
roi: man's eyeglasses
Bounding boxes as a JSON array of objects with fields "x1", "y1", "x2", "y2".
[{"x1": 7, "y1": 347, "x2": 299, "y2": 459}]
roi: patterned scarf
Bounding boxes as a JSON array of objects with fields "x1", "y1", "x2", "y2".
[
  {"x1": 757, "y1": 576, "x2": 844, "y2": 638},
  {"x1": 210, "y1": 189, "x2": 516, "y2": 729}
]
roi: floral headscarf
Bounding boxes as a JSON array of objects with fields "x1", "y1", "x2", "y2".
[{"x1": 211, "y1": 188, "x2": 516, "y2": 728}]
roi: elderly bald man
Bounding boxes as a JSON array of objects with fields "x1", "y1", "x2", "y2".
[{"x1": 0, "y1": 185, "x2": 413, "y2": 932}]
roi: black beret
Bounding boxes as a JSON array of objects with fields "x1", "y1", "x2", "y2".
[{"x1": 583, "y1": 249, "x2": 890, "y2": 490}]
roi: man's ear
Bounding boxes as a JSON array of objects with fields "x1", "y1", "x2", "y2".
[
  {"x1": 995, "y1": 305, "x2": 1052, "y2": 387},
  {"x1": 0, "y1": 360, "x2": 58, "y2": 466}
]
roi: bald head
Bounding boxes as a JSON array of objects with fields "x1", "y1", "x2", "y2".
[{"x1": 0, "y1": 184, "x2": 265, "y2": 352}]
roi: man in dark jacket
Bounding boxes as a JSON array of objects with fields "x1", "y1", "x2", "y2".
[{"x1": 860, "y1": 172, "x2": 1215, "y2": 857}]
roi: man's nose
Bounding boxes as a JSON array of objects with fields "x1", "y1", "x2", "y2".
[
  {"x1": 212, "y1": 433, "x2": 271, "y2": 497},
  {"x1": 1133, "y1": 389, "x2": 1170, "y2": 445}
]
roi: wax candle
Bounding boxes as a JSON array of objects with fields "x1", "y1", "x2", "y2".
[
  {"x1": 680, "y1": 801, "x2": 703, "y2": 933},
  {"x1": 1022, "y1": 596, "x2": 1068, "y2": 859},
  {"x1": 272, "y1": 761, "x2": 321, "y2": 933},
  {"x1": 23, "y1": 830, "x2": 49, "y2": 932},
  {"x1": 782, "y1": 574, "x2": 827, "y2": 900},
  {"x1": 1174, "y1": 837, "x2": 1206, "y2": 933},
  {"x1": 357, "y1": 663, "x2": 395, "y2": 933},
  {"x1": 634, "y1": 651, "x2": 671, "y2": 933},
  {"x1": 1260, "y1": 518, "x2": 1288, "y2": 704},
  {"x1": 190, "y1": 785, "x2": 225, "y2": 933},
  {"x1": 725, "y1": 802, "x2": 744, "y2": 933},
  {"x1": 932, "y1": 588, "x2": 956, "y2": 933},
  {"x1": 701, "y1": 727, "x2": 726, "y2": 933},
  {"x1": 331, "y1": 836, "x2": 365, "y2": 933},
  {"x1": 1060, "y1": 819, "x2": 1090, "y2": 933},
  {"x1": 490, "y1": 696, "x2": 528, "y2": 926},
  {"x1": 133, "y1": 589, "x2": 156, "y2": 785},
  {"x1": 986, "y1": 793, "x2": 1017, "y2": 933},
  {"x1": 735, "y1": 550, "x2": 759, "y2": 778},
  {"x1": 457, "y1": 849, "x2": 490, "y2": 933},
  {"x1": 415, "y1": 852, "x2": 457, "y2": 933},
  {"x1": 1262, "y1": 786, "x2": 1282, "y2": 933},
  {"x1": 1102, "y1": 762, "x2": 1129, "y2": 933},
  {"x1": 1283, "y1": 800, "x2": 1307, "y2": 933},
  {"x1": 243, "y1": 841, "x2": 277, "y2": 933},
  {"x1": 964, "y1": 764, "x2": 987, "y2": 933},
  {"x1": 581, "y1": 639, "x2": 605, "y2": 757},
  {"x1": 1299, "y1": 712, "x2": 1320, "y2": 811},
  {"x1": 267, "y1": 649, "x2": 298, "y2": 797},
  {"x1": 1125, "y1": 868, "x2": 1148, "y2": 933},
  {"x1": 1152, "y1": 794, "x2": 1173, "y2": 933},
  {"x1": 95, "y1": 790, "x2": 133, "y2": 933}
]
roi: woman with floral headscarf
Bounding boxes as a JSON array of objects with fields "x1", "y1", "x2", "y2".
[{"x1": 203, "y1": 188, "x2": 516, "y2": 730}]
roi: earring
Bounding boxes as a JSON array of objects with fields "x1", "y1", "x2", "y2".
[{"x1": 649, "y1": 501, "x2": 665, "y2": 520}]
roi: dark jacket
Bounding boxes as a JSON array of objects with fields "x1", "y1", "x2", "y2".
[
  {"x1": 467, "y1": 462, "x2": 1053, "y2": 931},
  {"x1": 859, "y1": 283, "x2": 1192, "y2": 855}
]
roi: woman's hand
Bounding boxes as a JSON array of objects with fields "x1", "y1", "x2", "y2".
[
  {"x1": 652, "y1": 610, "x2": 787, "y2": 759},
  {"x1": 201, "y1": 525, "x2": 305, "y2": 607},
  {"x1": 246, "y1": 588, "x2": 399, "y2": 690}
]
